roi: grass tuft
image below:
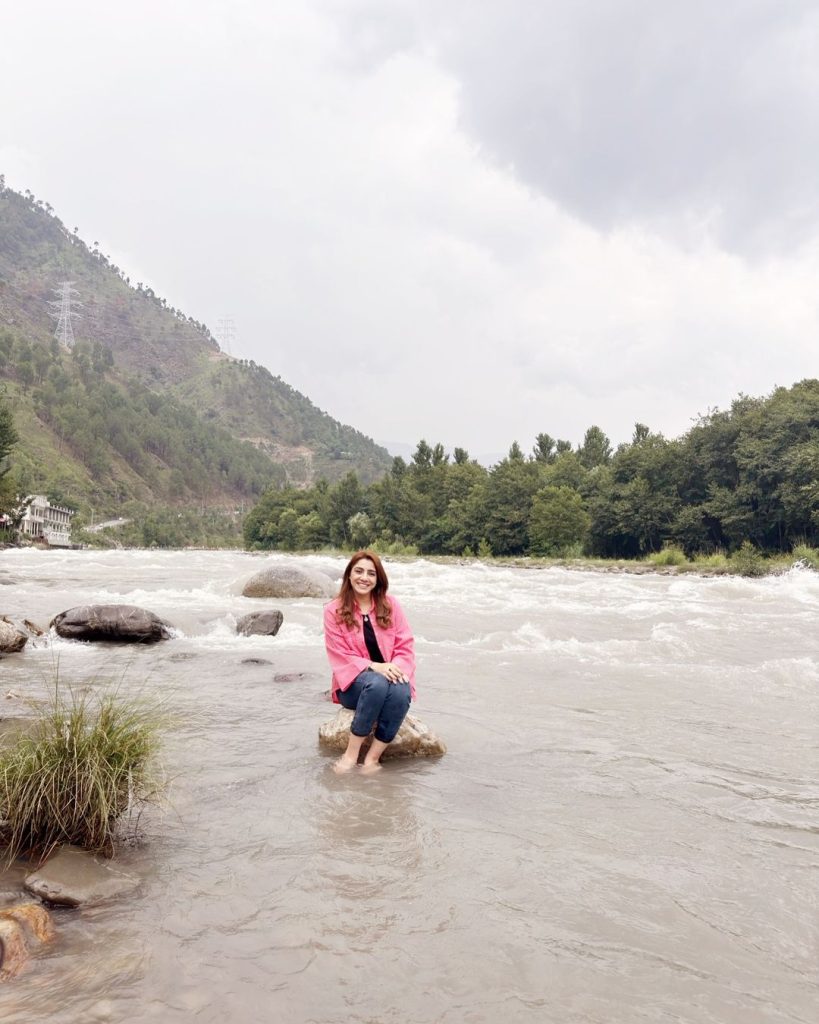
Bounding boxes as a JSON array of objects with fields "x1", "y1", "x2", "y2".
[
  {"x1": 648, "y1": 545, "x2": 689, "y2": 567},
  {"x1": 0, "y1": 683, "x2": 165, "y2": 863},
  {"x1": 692, "y1": 550, "x2": 730, "y2": 569}
]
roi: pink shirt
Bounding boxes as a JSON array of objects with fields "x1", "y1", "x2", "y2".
[{"x1": 323, "y1": 595, "x2": 417, "y2": 703}]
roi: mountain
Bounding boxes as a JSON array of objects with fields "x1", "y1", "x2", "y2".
[{"x1": 0, "y1": 181, "x2": 392, "y2": 522}]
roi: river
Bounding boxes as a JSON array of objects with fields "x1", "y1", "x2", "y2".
[{"x1": 0, "y1": 549, "x2": 816, "y2": 1023}]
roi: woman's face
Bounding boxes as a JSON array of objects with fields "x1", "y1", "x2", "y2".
[{"x1": 349, "y1": 558, "x2": 378, "y2": 601}]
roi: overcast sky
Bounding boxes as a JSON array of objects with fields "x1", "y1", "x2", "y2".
[{"x1": 3, "y1": 1, "x2": 819, "y2": 456}]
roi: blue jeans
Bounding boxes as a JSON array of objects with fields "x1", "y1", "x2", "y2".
[{"x1": 337, "y1": 670, "x2": 411, "y2": 744}]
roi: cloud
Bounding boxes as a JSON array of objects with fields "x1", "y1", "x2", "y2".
[
  {"x1": 2, "y1": 1, "x2": 819, "y2": 456},
  {"x1": 331, "y1": 0, "x2": 819, "y2": 254}
]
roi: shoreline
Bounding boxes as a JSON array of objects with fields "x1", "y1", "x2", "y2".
[{"x1": 5, "y1": 541, "x2": 814, "y2": 579}]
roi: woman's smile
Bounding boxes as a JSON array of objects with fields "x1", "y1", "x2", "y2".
[{"x1": 350, "y1": 559, "x2": 378, "y2": 599}]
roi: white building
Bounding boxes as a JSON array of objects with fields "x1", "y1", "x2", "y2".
[{"x1": 19, "y1": 495, "x2": 74, "y2": 547}]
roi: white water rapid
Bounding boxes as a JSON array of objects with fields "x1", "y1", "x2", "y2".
[{"x1": 0, "y1": 549, "x2": 816, "y2": 1023}]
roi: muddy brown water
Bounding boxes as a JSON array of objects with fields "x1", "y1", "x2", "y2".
[{"x1": 0, "y1": 549, "x2": 816, "y2": 1023}]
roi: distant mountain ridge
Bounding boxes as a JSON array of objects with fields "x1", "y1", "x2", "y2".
[{"x1": 0, "y1": 181, "x2": 392, "y2": 515}]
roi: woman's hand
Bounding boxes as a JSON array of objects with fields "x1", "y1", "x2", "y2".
[{"x1": 370, "y1": 662, "x2": 409, "y2": 684}]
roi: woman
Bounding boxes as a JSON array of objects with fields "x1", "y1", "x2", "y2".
[{"x1": 323, "y1": 550, "x2": 416, "y2": 772}]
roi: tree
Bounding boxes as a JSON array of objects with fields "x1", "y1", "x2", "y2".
[
  {"x1": 532, "y1": 433, "x2": 556, "y2": 464},
  {"x1": 411, "y1": 440, "x2": 433, "y2": 469},
  {"x1": 347, "y1": 511, "x2": 374, "y2": 549},
  {"x1": 483, "y1": 455, "x2": 540, "y2": 555},
  {"x1": 507, "y1": 440, "x2": 525, "y2": 462},
  {"x1": 0, "y1": 398, "x2": 19, "y2": 518},
  {"x1": 453, "y1": 447, "x2": 470, "y2": 465},
  {"x1": 431, "y1": 443, "x2": 448, "y2": 466},
  {"x1": 578, "y1": 426, "x2": 612, "y2": 469},
  {"x1": 326, "y1": 472, "x2": 365, "y2": 547},
  {"x1": 529, "y1": 486, "x2": 590, "y2": 555}
]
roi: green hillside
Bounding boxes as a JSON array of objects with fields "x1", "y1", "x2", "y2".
[{"x1": 0, "y1": 180, "x2": 392, "y2": 527}]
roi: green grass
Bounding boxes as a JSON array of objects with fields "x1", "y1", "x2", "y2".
[
  {"x1": 0, "y1": 683, "x2": 165, "y2": 862},
  {"x1": 691, "y1": 550, "x2": 730, "y2": 570}
]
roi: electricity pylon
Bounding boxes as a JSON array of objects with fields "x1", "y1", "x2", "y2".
[
  {"x1": 215, "y1": 316, "x2": 236, "y2": 355},
  {"x1": 48, "y1": 282, "x2": 83, "y2": 349}
]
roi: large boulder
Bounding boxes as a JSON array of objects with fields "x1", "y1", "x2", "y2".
[
  {"x1": 24, "y1": 846, "x2": 140, "y2": 908},
  {"x1": 318, "y1": 708, "x2": 447, "y2": 760},
  {"x1": 242, "y1": 565, "x2": 336, "y2": 600},
  {"x1": 0, "y1": 622, "x2": 27, "y2": 654},
  {"x1": 236, "y1": 610, "x2": 283, "y2": 637},
  {"x1": 0, "y1": 903, "x2": 55, "y2": 980},
  {"x1": 50, "y1": 604, "x2": 173, "y2": 643}
]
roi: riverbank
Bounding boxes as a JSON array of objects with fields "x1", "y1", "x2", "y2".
[
  {"x1": 7, "y1": 536, "x2": 819, "y2": 579},
  {"x1": 294, "y1": 545, "x2": 818, "y2": 579}
]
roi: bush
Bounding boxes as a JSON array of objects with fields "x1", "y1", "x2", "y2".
[
  {"x1": 370, "y1": 537, "x2": 419, "y2": 557},
  {"x1": 648, "y1": 545, "x2": 688, "y2": 567},
  {"x1": 791, "y1": 544, "x2": 819, "y2": 570},
  {"x1": 0, "y1": 685, "x2": 165, "y2": 862},
  {"x1": 730, "y1": 541, "x2": 767, "y2": 577}
]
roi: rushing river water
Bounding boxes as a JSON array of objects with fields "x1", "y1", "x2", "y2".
[{"x1": 0, "y1": 548, "x2": 817, "y2": 1024}]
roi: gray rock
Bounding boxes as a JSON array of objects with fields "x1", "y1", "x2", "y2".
[
  {"x1": 24, "y1": 846, "x2": 140, "y2": 908},
  {"x1": 1, "y1": 616, "x2": 44, "y2": 638},
  {"x1": 318, "y1": 708, "x2": 447, "y2": 760},
  {"x1": 50, "y1": 604, "x2": 173, "y2": 643},
  {"x1": 241, "y1": 657, "x2": 273, "y2": 666},
  {"x1": 303, "y1": 559, "x2": 343, "y2": 582},
  {"x1": 236, "y1": 609, "x2": 284, "y2": 637},
  {"x1": 242, "y1": 565, "x2": 336, "y2": 599},
  {"x1": 274, "y1": 671, "x2": 318, "y2": 682},
  {"x1": 0, "y1": 621, "x2": 27, "y2": 654}
]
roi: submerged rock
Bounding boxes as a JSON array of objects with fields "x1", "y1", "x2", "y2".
[
  {"x1": 274, "y1": 671, "x2": 318, "y2": 682},
  {"x1": 50, "y1": 604, "x2": 173, "y2": 643},
  {"x1": 0, "y1": 903, "x2": 55, "y2": 981},
  {"x1": 24, "y1": 846, "x2": 140, "y2": 908},
  {"x1": 242, "y1": 565, "x2": 336, "y2": 600},
  {"x1": 236, "y1": 609, "x2": 284, "y2": 637},
  {"x1": 318, "y1": 708, "x2": 447, "y2": 760}
]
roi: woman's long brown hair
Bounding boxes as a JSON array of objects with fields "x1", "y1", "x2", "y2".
[{"x1": 336, "y1": 550, "x2": 393, "y2": 629}]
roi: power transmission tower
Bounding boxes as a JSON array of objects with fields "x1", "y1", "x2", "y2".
[
  {"x1": 215, "y1": 316, "x2": 236, "y2": 355},
  {"x1": 48, "y1": 282, "x2": 83, "y2": 349}
]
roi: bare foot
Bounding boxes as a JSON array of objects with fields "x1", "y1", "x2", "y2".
[
  {"x1": 360, "y1": 760, "x2": 383, "y2": 774},
  {"x1": 333, "y1": 755, "x2": 358, "y2": 774}
]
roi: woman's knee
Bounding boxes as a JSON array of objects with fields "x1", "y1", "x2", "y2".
[
  {"x1": 359, "y1": 671, "x2": 389, "y2": 698},
  {"x1": 388, "y1": 683, "x2": 411, "y2": 713}
]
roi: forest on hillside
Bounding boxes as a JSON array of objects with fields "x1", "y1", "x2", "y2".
[
  {"x1": 0, "y1": 327, "x2": 281, "y2": 508},
  {"x1": 0, "y1": 181, "x2": 392, "y2": 515},
  {"x1": 243, "y1": 379, "x2": 819, "y2": 559}
]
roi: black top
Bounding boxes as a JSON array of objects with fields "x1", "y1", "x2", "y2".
[{"x1": 362, "y1": 613, "x2": 385, "y2": 663}]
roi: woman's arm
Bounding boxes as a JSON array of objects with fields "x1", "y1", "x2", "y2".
[
  {"x1": 323, "y1": 603, "x2": 371, "y2": 690},
  {"x1": 387, "y1": 598, "x2": 416, "y2": 681}
]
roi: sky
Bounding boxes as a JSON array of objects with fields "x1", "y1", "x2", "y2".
[{"x1": 3, "y1": 1, "x2": 819, "y2": 458}]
